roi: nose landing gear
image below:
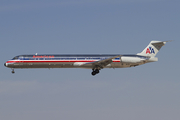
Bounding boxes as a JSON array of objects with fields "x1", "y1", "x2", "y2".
[
  {"x1": 11, "y1": 68, "x2": 15, "y2": 74},
  {"x1": 91, "y1": 69, "x2": 100, "y2": 76}
]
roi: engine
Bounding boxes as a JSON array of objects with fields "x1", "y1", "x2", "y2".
[{"x1": 121, "y1": 56, "x2": 144, "y2": 63}]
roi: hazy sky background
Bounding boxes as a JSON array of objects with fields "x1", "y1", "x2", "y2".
[{"x1": 0, "y1": 0, "x2": 180, "y2": 120}]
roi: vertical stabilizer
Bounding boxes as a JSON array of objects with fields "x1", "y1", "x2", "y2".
[{"x1": 137, "y1": 41, "x2": 167, "y2": 57}]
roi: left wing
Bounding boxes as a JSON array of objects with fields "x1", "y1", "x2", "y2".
[{"x1": 82, "y1": 55, "x2": 121, "y2": 69}]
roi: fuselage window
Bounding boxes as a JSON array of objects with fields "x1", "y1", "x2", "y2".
[
  {"x1": 77, "y1": 58, "x2": 85, "y2": 60},
  {"x1": 69, "y1": 58, "x2": 76, "y2": 60}
]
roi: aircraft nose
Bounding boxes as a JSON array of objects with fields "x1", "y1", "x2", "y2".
[{"x1": 4, "y1": 63, "x2": 7, "y2": 67}]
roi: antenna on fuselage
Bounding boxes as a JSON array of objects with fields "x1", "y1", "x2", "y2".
[{"x1": 35, "y1": 53, "x2": 38, "y2": 55}]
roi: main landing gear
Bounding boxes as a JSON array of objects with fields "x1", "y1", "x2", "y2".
[{"x1": 91, "y1": 69, "x2": 100, "y2": 76}]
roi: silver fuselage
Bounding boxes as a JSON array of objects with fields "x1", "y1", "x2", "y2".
[{"x1": 4, "y1": 54, "x2": 151, "y2": 69}]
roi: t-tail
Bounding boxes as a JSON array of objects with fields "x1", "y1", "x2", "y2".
[{"x1": 137, "y1": 41, "x2": 169, "y2": 57}]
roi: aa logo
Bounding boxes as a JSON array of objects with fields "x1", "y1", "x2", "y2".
[{"x1": 146, "y1": 47, "x2": 155, "y2": 54}]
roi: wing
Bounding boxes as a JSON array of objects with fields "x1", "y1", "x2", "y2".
[{"x1": 81, "y1": 55, "x2": 121, "y2": 69}]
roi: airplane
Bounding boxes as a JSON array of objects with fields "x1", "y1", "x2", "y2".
[{"x1": 4, "y1": 41, "x2": 170, "y2": 76}]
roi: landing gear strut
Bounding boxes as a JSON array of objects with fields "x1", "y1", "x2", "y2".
[
  {"x1": 11, "y1": 68, "x2": 15, "y2": 74},
  {"x1": 91, "y1": 69, "x2": 100, "y2": 76}
]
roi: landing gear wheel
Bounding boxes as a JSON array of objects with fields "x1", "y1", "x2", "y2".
[
  {"x1": 91, "y1": 69, "x2": 100, "y2": 76},
  {"x1": 91, "y1": 71, "x2": 96, "y2": 76},
  {"x1": 11, "y1": 69, "x2": 15, "y2": 74},
  {"x1": 95, "y1": 69, "x2": 99, "y2": 74}
]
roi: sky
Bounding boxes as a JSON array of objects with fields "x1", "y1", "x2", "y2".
[{"x1": 0, "y1": 0, "x2": 180, "y2": 120}]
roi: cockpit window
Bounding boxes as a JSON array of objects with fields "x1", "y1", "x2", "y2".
[{"x1": 12, "y1": 56, "x2": 19, "y2": 60}]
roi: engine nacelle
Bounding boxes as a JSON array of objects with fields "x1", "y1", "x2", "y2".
[{"x1": 121, "y1": 56, "x2": 144, "y2": 63}]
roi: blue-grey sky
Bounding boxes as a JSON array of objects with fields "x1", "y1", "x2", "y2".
[{"x1": 0, "y1": 1, "x2": 179, "y2": 120}]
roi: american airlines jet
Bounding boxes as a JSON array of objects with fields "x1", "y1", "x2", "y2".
[{"x1": 4, "y1": 41, "x2": 170, "y2": 76}]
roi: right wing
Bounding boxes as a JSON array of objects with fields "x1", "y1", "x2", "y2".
[{"x1": 82, "y1": 55, "x2": 121, "y2": 69}]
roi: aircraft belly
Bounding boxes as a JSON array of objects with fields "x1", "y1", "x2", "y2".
[
  {"x1": 9, "y1": 62, "x2": 75, "y2": 68},
  {"x1": 108, "y1": 63, "x2": 123, "y2": 68},
  {"x1": 108, "y1": 62, "x2": 141, "y2": 68}
]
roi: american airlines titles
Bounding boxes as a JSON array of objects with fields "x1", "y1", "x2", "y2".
[{"x1": 33, "y1": 55, "x2": 54, "y2": 58}]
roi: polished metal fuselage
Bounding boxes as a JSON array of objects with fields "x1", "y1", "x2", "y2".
[{"x1": 5, "y1": 54, "x2": 147, "y2": 69}]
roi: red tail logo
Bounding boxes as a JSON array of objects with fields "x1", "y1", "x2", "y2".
[{"x1": 146, "y1": 47, "x2": 155, "y2": 54}]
